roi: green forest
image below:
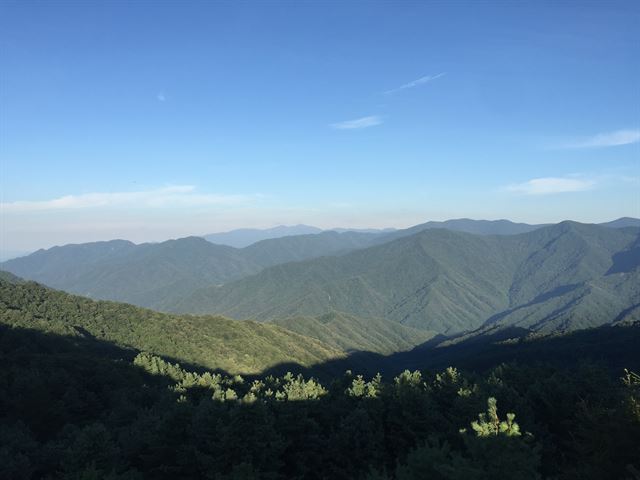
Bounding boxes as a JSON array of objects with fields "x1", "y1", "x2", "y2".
[
  {"x1": 1, "y1": 278, "x2": 639, "y2": 479},
  {"x1": 3, "y1": 1, "x2": 639, "y2": 477}
]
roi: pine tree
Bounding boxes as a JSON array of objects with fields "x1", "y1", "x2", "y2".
[{"x1": 468, "y1": 397, "x2": 521, "y2": 437}]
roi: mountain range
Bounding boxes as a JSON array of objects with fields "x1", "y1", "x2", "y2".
[
  {"x1": 1, "y1": 230, "x2": 377, "y2": 310},
  {"x1": 2, "y1": 214, "x2": 640, "y2": 479},
  {"x1": 173, "y1": 221, "x2": 640, "y2": 335},
  {"x1": 202, "y1": 224, "x2": 400, "y2": 248},
  {"x1": 2, "y1": 217, "x2": 639, "y2": 339},
  {"x1": 201, "y1": 217, "x2": 640, "y2": 248}
]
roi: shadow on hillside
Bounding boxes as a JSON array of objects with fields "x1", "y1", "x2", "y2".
[
  {"x1": 0, "y1": 322, "x2": 233, "y2": 379},
  {"x1": 607, "y1": 234, "x2": 640, "y2": 275},
  {"x1": 2, "y1": 322, "x2": 640, "y2": 479},
  {"x1": 255, "y1": 322, "x2": 640, "y2": 382},
  {"x1": 480, "y1": 284, "x2": 582, "y2": 328},
  {"x1": 3, "y1": 318, "x2": 639, "y2": 387}
]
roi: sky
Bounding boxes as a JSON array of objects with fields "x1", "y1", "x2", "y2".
[{"x1": 1, "y1": 1, "x2": 639, "y2": 253}]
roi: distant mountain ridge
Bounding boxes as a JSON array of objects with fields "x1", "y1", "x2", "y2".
[
  {"x1": 1, "y1": 231, "x2": 379, "y2": 310},
  {"x1": 203, "y1": 224, "x2": 322, "y2": 248},
  {"x1": 2, "y1": 217, "x2": 638, "y2": 318},
  {"x1": 174, "y1": 221, "x2": 640, "y2": 335},
  {"x1": 203, "y1": 217, "x2": 639, "y2": 248},
  {"x1": 3, "y1": 237, "x2": 259, "y2": 310},
  {"x1": 386, "y1": 218, "x2": 546, "y2": 238},
  {"x1": 0, "y1": 249, "x2": 31, "y2": 262},
  {"x1": 202, "y1": 224, "x2": 399, "y2": 248},
  {"x1": 328, "y1": 227, "x2": 397, "y2": 234}
]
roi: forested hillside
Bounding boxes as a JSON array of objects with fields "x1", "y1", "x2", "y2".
[
  {"x1": 4, "y1": 0, "x2": 638, "y2": 477},
  {"x1": 1, "y1": 237, "x2": 259, "y2": 309},
  {"x1": 1, "y1": 268, "x2": 639, "y2": 479},
  {"x1": 0, "y1": 278, "x2": 343, "y2": 374},
  {"x1": 240, "y1": 230, "x2": 377, "y2": 268},
  {"x1": 177, "y1": 222, "x2": 640, "y2": 334},
  {"x1": 271, "y1": 311, "x2": 436, "y2": 354},
  {"x1": 1, "y1": 231, "x2": 378, "y2": 310},
  {"x1": 0, "y1": 270, "x2": 22, "y2": 283},
  {"x1": 1, "y1": 316, "x2": 638, "y2": 479}
]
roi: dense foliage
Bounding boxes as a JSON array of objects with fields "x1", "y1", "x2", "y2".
[
  {"x1": 2, "y1": 243, "x2": 639, "y2": 479},
  {"x1": 0, "y1": 279, "x2": 343, "y2": 374},
  {"x1": 271, "y1": 311, "x2": 435, "y2": 355},
  {"x1": 1, "y1": 322, "x2": 638, "y2": 479}
]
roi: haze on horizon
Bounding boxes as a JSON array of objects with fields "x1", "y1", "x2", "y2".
[{"x1": 1, "y1": 1, "x2": 639, "y2": 253}]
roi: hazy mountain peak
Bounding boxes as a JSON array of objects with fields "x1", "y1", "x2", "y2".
[
  {"x1": 44, "y1": 239, "x2": 136, "y2": 251},
  {"x1": 204, "y1": 224, "x2": 323, "y2": 248}
]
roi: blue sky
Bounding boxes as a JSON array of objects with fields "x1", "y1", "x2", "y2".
[{"x1": 1, "y1": 1, "x2": 639, "y2": 251}]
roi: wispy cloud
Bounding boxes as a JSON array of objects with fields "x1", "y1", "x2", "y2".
[
  {"x1": 157, "y1": 92, "x2": 166, "y2": 102},
  {"x1": 330, "y1": 115, "x2": 383, "y2": 130},
  {"x1": 0, "y1": 186, "x2": 254, "y2": 213},
  {"x1": 384, "y1": 72, "x2": 445, "y2": 95},
  {"x1": 558, "y1": 129, "x2": 640, "y2": 149},
  {"x1": 506, "y1": 176, "x2": 596, "y2": 195}
]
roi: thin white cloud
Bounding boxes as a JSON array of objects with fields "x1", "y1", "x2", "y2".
[
  {"x1": 0, "y1": 186, "x2": 253, "y2": 213},
  {"x1": 384, "y1": 72, "x2": 445, "y2": 94},
  {"x1": 559, "y1": 129, "x2": 640, "y2": 149},
  {"x1": 506, "y1": 177, "x2": 596, "y2": 195},
  {"x1": 157, "y1": 92, "x2": 166, "y2": 102},
  {"x1": 330, "y1": 115, "x2": 383, "y2": 130}
]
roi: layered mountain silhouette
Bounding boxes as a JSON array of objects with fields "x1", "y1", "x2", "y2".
[
  {"x1": 3, "y1": 218, "x2": 639, "y2": 338},
  {"x1": 200, "y1": 218, "x2": 637, "y2": 249},
  {"x1": 173, "y1": 222, "x2": 640, "y2": 335},
  {"x1": 1, "y1": 231, "x2": 376, "y2": 310}
]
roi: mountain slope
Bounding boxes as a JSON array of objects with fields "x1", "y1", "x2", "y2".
[
  {"x1": 0, "y1": 278, "x2": 344, "y2": 374},
  {"x1": 174, "y1": 228, "x2": 519, "y2": 332},
  {"x1": 486, "y1": 270, "x2": 640, "y2": 332},
  {"x1": 2, "y1": 239, "x2": 137, "y2": 284},
  {"x1": 4, "y1": 218, "x2": 639, "y2": 323},
  {"x1": 175, "y1": 222, "x2": 640, "y2": 335},
  {"x1": 271, "y1": 311, "x2": 436, "y2": 354},
  {"x1": 1, "y1": 231, "x2": 382, "y2": 310},
  {"x1": 0, "y1": 270, "x2": 22, "y2": 283}
]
